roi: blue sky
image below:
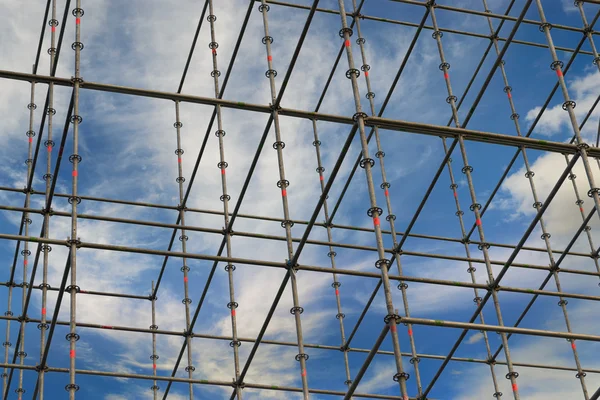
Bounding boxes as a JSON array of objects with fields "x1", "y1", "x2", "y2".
[{"x1": 0, "y1": 0, "x2": 600, "y2": 399}]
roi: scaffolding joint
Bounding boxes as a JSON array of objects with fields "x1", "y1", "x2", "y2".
[
  {"x1": 66, "y1": 237, "x2": 82, "y2": 248},
  {"x1": 35, "y1": 364, "x2": 49, "y2": 372},
  {"x1": 485, "y1": 357, "x2": 497, "y2": 366},
  {"x1": 231, "y1": 379, "x2": 246, "y2": 389},
  {"x1": 383, "y1": 313, "x2": 401, "y2": 324},
  {"x1": 182, "y1": 329, "x2": 194, "y2": 338}
]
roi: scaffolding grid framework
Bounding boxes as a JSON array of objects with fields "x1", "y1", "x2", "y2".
[{"x1": 1, "y1": 0, "x2": 600, "y2": 399}]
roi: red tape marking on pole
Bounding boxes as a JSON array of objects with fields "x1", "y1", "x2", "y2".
[
  {"x1": 390, "y1": 324, "x2": 397, "y2": 332},
  {"x1": 335, "y1": 289, "x2": 339, "y2": 296},
  {"x1": 301, "y1": 369, "x2": 306, "y2": 377},
  {"x1": 102, "y1": 326, "x2": 114, "y2": 329},
  {"x1": 28, "y1": 138, "x2": 33, "y2": 143},
  {"x1": 69, "y1": 350, "x2": 75, "y2": 358},
  {"x1": 267, "y1": 55, "x2": 272, "y2": 61},
  {"x1": 373, "y1": 217, "x2": 380, "y2": 227},
  {"x1": 408, "y1": 328, "x2": 413, "y2": 336},
  {"x1": 556, "y1": 69, "x2": 563, "y2": 78},
  {"x1": 282, "y1": 189, "x2": 287, "y2": 197},
  {"x1": 76, "y1": 18, "x2": 80, "y2": 25},
  {"x1": 153, "y1": 364, "x2": 157, "y2": 370},
  {"x1": 384, "y1": 190, "x2": 389, "y2": 197},
  {"x1": 344, "y1": 40, "x2": 350, "y2": 47},
  {"x1": 365, "y1": 71, "x2": 369, "y2": 77},
  {"x1": 476, "y1": 219, "x2": 481, "y2": 226},
  {"x1": 231, "y1": 310, "x2": 236, "y2": 316},
  {"x1": 444, "y1": 73, "x2": 449, "y2": 80},
  {"x1": 512, "y1": 384, "x2": 518, "y2": 392},
  {"x1": 571, "y1": 342, "x2": 576, "y2": 350},
  {"x1": 72, "y1": 170, "x2": 78, "y2": 177},
  {"x1": 184, "y1": 276, "x2": 188, "y2": 283},
  {"x1": 41, "y1": 308, "x2": 46, "y2": 315}
]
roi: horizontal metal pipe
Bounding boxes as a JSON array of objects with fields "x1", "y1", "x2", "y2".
[
  {"x1": 402, "y1": 316, "x2": 600, "y2": 341},
  {"x1": 1, "y1": 314, "x2": 596, "y2": 376},
  {"x1": 390, "y1": 0, "x2": 599, "y2": 35},
  {"x1": 265, "y1": 0, "x2": 595, "y2": 56},
  {"x1": 1, "y1": 69, "x2": 598, "y2": 158},
  {"x1": 1, "y1": 233, "x2": 599, "y2": 293},
  {"x1": 0, "y1": 362, "x2": 408, "y2": 399},
  {"x1": 0, "y1": 280, "x2": 148, "y2": 301},
  {"x1": 0, "y1": 188, "x2": 591, "y2": 258}
]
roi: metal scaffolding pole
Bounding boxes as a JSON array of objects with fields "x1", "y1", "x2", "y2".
[
  {"x1": 480, "y1": 0, "x2": 589, "y2": 396},
  {"x1": 310, "y1": 120, "x2": 353, "y2": 388},
  {"x1": 37, "y1": 0, "x2": 58, "y2": 398},
  {"x1": 150, "y1": 281, "x2": 159, "y2": 399},
  {"x1": 172, "y1": 101, "x2": 195, "y2": 399},
  {"x1": 336, "y1": 0, "x2": 410, "y2": 397},
  {"x1": 206, "y1": 2, "x2": 243, "y2": 398}
]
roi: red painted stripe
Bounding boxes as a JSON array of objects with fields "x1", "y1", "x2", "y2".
[
  {"x1": 76, "y1": 18, "x2": 81, "y2": 25},
  {"x1": 231, "y1": 309, "x2": 236, "y2": 316},
  {"x1": 102, "y1": 325, "x2": 113, "y2": 329},
  {"x1": 41, "y1": 308, "x2": 46, "y2": 315},
  {"x1": 384, "y1": 190, "x2": 389, "y2": 197},
  {"x1": 72, "y1": 170, "x2": 78, "y2": 177},
  {"x1": 390, "y1": 324, "x2": 397, "y2": 332},
  {"x1": 319, "y1": 175, "x2": 324, "y2": 181},
  {"x1": 153, "y1": 364, "x2": 157, "y2": 370},
  {"x1": 335, "y1": 289, "x2": 339, "y2": 296},
  {"x1": 267, "y1": 55, "x2": 272, "y2": 61},
  {"x1": 48, "y1": 146, "x2": 52, "y2": 152},
  {"x1": 444, "y1": 73, "x2": 449, "y2": 80},
  {"x1": 212, "y1": 49, "x2": 217, "y2": 55},
  {"x1": 51, "y1": 27, "x2": 56, "y2": 32},
  {"x1": 28, "y1": 138, "x2": 33, "y2": 143},
  {"x1": 373, "y1": 217, "x2": 380, "y2": 226},
  {"x1": 512, "y1": 384, "x2": 518, "y2": 392},
  {"x1": 301, "y1": 369, "x2": 306, "y2": 377},
  {"x1": 282, "y1": 189, "x2": 287, "y2": 197},
  {"x1": 408, "y1": 329, "x2": 413, "y2": 336},
  {"x1": 556, "y1": 69, "x2": 563, "y2": 78},
  {"x1": 221, "y1": 168, "x2": 226, "y2": 175},
  {"x1": 364, "y1": 71, "x2": 369, "y2": 77},
  {"x1": 24, "y1": 260, "x2": 28, "y2": 266},
  {"x1": 344, "y1": 40, "x2": 350, "y2": 47},
  {"x1": 580, "y1": 207, "x2": 584, "y2": 213},
  {"x1": 476, "y1": 219, "x2": 481, "y2": 226},
  {"x1": 571, "y1": 342, "x2": 576, "y2": 350},
  {"x1": 184, "y1": 276, "x2": 188, "y2": 283},
  {"x1": 453, "y1": 191, "x2": 457, "y2": 198},
  {"x1": 178, "y1": 157, "x2": 182, "y2": 163},
  {"x1": 70, "y1": 350, "x2": 75, "y2": 358},
  {"x1": 507, "y1": 92, "x2": 512, "y2": 99}
]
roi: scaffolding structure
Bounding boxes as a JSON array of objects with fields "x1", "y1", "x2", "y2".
[{"x1": 0, "y1": 0, "x2": 600, "y2": 399}]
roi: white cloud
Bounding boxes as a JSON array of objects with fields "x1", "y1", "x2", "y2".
[{"x1": 466, "y1": 332, "x2": 484, "y2": 345}]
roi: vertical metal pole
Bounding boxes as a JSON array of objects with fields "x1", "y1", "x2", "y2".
[
  {"x1": 427, "y1": 2, "x2": 521, "y2": 398},
  {"x1": 258, "y1": 2, "x2": 309, "y2": 398},
  {"x1": 38, "y1": 1, "x2": 58, "y2": 398},
  {"x1": 535, "y1": 0, "x2": 600, "y2": 394},
  {"x1": 335, "y1": 1, "x2": 409, "y2": 398},
  {"x1": 173, "y1": 100, "x2": 195, "y2": 399},
  {"x1": 2, "y1": 288, "x2": 12, "y2": 398},
  {"x1": 350, "y1": 2, "x2": 424, "y2": 395},
  {"x1": 150, "y1": 281, "x2": 159, "y2": 400},
  {"x1": 310, "y1": 119, "x2": 352, "y2": 388},
  {"x1": 206, "y1": 3, "x2": 242, "y2": 398},
  {"x1": 481, "y1": 1, "x2": 591, "y2": 395},
  {"x1": 67, "y1": 2, "x2": 84, "y2": 398},
  {"x1": 16, "y1": 68, "x2": 36, "y2": 400}
]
